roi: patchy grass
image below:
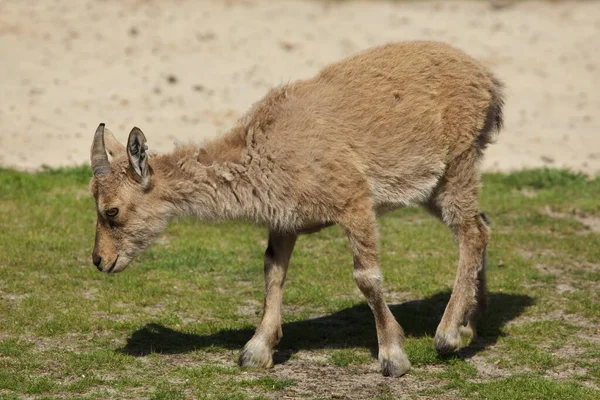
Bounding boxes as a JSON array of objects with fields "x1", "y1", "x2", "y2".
[
  {"x1": 0, "y1": 167, "x2": 599, "y2": 399},
  {"x1": 330, "y1": 348, "x2": 372, "y2": 367}
]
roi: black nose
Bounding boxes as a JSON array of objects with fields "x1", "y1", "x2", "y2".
[{"x1": 92, "y1": 254, "x2": 102, "y2": 268}]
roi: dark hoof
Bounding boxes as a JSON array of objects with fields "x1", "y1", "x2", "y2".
[
  {"x1": 379, "y1": 348, "x2": 411, "y2": 377},
  {"x1": 434, "y1": 331, "x2": 461, "y2": 355}
]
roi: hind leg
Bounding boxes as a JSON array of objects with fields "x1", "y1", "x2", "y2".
[
  {"x1": 427, "y1": 156, "x2": 490, "y2": 354},
  {"x1": 461, "y1": 215, "x2": 489, "y2": 342},
  {"x1": 458, "y1": 245, "x2": 488, "y2": 343}
]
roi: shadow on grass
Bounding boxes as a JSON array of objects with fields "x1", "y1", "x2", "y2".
[{"x1": 118, "y1": 291, "x2": 533, "y2": 363}]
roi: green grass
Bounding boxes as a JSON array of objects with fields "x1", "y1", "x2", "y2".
[{"x1": 0, "y1": 167, "x2": 599, "y2": 399}]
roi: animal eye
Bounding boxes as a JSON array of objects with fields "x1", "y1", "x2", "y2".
[{"x1": 106, "y1": 208, "x2": 119, "y2": 217}]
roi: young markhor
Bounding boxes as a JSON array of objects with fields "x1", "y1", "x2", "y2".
[{"x1": 89, "y1": 41, "x2": 504, "y2": 377}]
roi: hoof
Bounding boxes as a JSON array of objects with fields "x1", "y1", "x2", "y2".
[
  {"x1": 238, "y1": 340, "x2": 273, "y2": 369},
  {"x1": 434, "y1": 328, "x2": 461, "y2": 355},
  {"x1": 379, "y1": 346, "x2": 411, "y2": 377}
]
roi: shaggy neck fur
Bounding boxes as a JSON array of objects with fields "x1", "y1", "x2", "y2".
[
  {"x1": 150, "y1": 124, "x2": 275, "y2": 226},
  {"x1": 149, "y1": 87, "x2": 296, "y2": 229}
]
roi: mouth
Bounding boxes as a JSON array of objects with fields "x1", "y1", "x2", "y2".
[{"x1": 105, "y1": 256, "x2": 119, "y2": 274}]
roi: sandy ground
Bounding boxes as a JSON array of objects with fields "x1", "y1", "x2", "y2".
[{"x1": 0, "y1": 0, "x2": 599, "y2": 175}]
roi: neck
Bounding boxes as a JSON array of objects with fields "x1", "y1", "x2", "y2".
[{"x1": 151, "y1": 126, "x2": 257, "y2": 223}]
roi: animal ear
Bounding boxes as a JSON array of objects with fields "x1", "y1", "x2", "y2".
[
  {"x1": 104, "y1": 128, "x2": 126, "y2": 158},
  {"x1": 127, "y1": 127, "x2": 151, "y2": 188}
]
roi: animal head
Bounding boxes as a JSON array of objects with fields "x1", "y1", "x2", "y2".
[{"x1": 89, "y1": 124, "x2": 166, "y2": 273}]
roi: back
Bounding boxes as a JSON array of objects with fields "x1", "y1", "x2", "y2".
[{"x1": 256, "y1": 41, "x2": 501, "y2": 207}]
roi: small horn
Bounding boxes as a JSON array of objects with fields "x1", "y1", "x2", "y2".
[{"x1": 90, "y1": 123, "x2": 111, "y2": 176}]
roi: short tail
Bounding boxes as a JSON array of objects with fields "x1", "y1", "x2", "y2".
[
  {"x1": 489, "y1": 76, "x2": 505, "y2": 133},
  {"x1": 477, "y1": 75, "x2": 505, "y2": 154}
]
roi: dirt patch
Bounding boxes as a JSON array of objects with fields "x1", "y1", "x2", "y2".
[
  {"x1": 517, "y1": 248, "x2": 557, "y2": 261},
  {"x1": 28, "y1": 333, "x2": 103, "y2": 354},
  {"x1": 544, "y1": 207, "x2": 600, "y2": 233},
  {"x1": 81, "y1": 288, "x2": 98, "y2": 300},
  {"x1": 556, "y1": 283, "x2": 577, "y2": 294},
  {"x1": 535, "y1": 261, "x2": 600, "y2": 276},
  {"x1": 534, "y1": 260, "x2": 600, "y2": 294},
  {"x1": 508, "y1": 309, "x2": 600, "y2": 330},
  {"x1": 157, "y1": 350, "x2": 236, "y2": 368},
  {"x1": 141, "y1": 349, "x2": 457, "y2": 399},
  {"x1": 574, "y1": 215, "x2": 600, "y2": 234},
  {"x1": 547, "y1": 343, "x2": 586, "y2": 359},
  {"x1": 243, "y1": 350, "x2": 459, "y2": 400},
  {"x1": 535, "y1": 263, "x2": 563, "y2": 276},
  {"x1": 514, "y1": 188, "x2": 539, "y2": 199},
  {"x1": 0, "y1": 291, "x2": 31, "y2": 301},
  {"x1": 578, "y1": 334, "x2": 600, "y2": 345},
  {"x1": 545, "y1": 365, "x2": 589, "y2": 381},
  {"x1": 237, "y1": 299, "x2": 262, "y2": 317},
  {"x1": 468, "y1": 354, "x2": 514, "y2": 380}
]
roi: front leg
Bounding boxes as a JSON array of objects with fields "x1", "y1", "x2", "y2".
[
  {"x1": 339, "y1": 198, "x2": 410, "y2": 377},
  {"x1": 239, "y1": 231, "x2": 297, "y2": 368}
]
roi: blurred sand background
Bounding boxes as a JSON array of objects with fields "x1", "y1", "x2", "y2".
[{"x1": 0, "y1": 0, "x2": 599, "y2": 174}]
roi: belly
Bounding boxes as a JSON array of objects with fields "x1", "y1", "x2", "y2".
[{"x1": 369, "y1": 167, "x2": 443, "y2": 211}]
